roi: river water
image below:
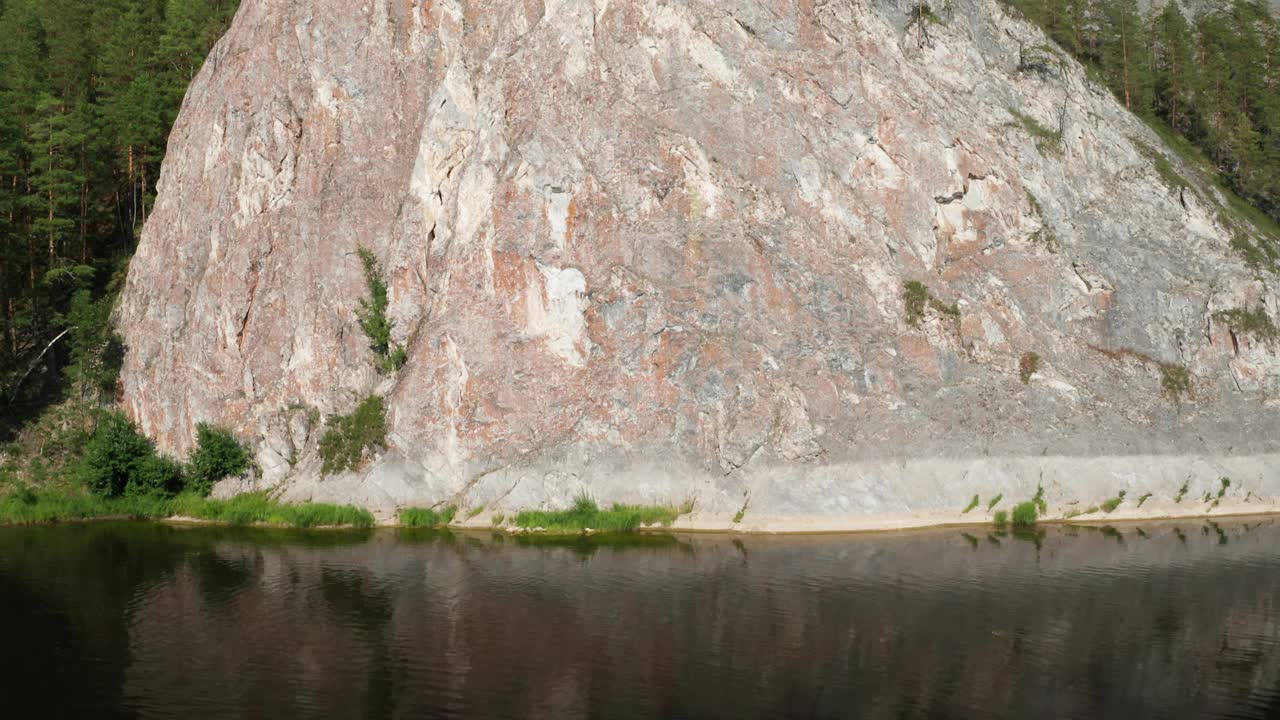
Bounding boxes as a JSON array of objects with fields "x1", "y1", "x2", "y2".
[{"x1": 0, "y1": 519, "x2": 1277, "y2": 719}]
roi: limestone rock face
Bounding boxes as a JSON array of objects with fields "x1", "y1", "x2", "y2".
[{"x1": 118, "y1": 0, "x2": 1280, "y2": 518}]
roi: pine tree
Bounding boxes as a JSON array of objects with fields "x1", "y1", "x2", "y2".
[
  {"x1": 25, "y1": 92, "x2": 85, "y2": 266},
  {"x1": 1, "y1": 0, "x2": 243, "y2": 434},
  {"x1": 1151, "y1": 3, "x2": 1197, "y2": 133},
  {"x1": 1100, "y1": 0, "x2": 1152, "y2": 114}
]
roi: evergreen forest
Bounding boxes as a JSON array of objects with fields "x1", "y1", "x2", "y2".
[
  {"x1": 1003, "y1": 0, "x2": 1280, "y2": 227},
  {"x1": 0, "y1": 0, "x2": 239, "y2": 438}
]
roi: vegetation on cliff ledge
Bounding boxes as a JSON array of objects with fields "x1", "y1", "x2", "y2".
[
  {"x1": 318, "y1": 395, "x2": 388, "y2": 475},
  {"x1": 1019, "y1": 352, "x2": 1041, "y2": 384},
  {"x1": 1213, "y1": 307, "x2": 1279, "y2": 343},
  {"x1": 355, "y1": 248, "x2": 408, "y2": 374},
  {"x1": 903, "y1": 281, "x2": 961, "y2": 329}
]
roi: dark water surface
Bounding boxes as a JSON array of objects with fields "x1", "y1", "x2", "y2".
[{"x1": 1, "y1": 520, "x2": 1278, "y2": 719}]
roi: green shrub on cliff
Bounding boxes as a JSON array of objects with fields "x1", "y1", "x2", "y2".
[
  {"x1": 903, "y1": 281, "x2": 960, "y2": 329},
  {"x1": 355, "y1": 248, "x2": 407, "y2": 374},
  {"x1": 1213, "y1": 307, "x2": 1279, "y2": 343},
  {"x1": 1019, "y1": 352, "x2": 1040, "y2": 384},
  {"x1": 76, "y1": 411, "x2": 156, "y2": 498},
  {"x1": 187, "y1": 423, "x2": 251, "y2": 496},
  {"x1": 903, "y1": 281, "x2": 930, "y2": 327},
  {"x1": 1006, "y1": 109, "x2": 1063, "y2": 154},
  {"x1": 1160, "y1": 364, "x2": 1190, "y2": 400},
  {"x1": 319, "y1": 396, "x2": 387, "y2": 475}
]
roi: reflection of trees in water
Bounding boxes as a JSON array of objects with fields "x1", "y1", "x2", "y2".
[
  {"x1": 319, "y1": 567, "x2": 392, "y2": 633},
  {"x1": 190, "y1": 551, "x2": 256, "y2": 605},
  {"x1": 0, "y1": 523, "x2": 192, "y2": 717},
  {"x1": 1, "y1": 521, "x2": 1278, "y2": 717}
]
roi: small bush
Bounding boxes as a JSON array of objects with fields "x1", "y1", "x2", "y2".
[
  {"x1": 187, "y1": 423, "x2": 250, "y2": 496},
  {"x1": 1214, "y1": 308, "x2": 1278, "y2": 343},
  {"x1": 129, "y1": 455, "x2": 186, "y2": 497},
  {"x1": 76, "y1": 411, "x2": 156, "y2": 498},
  {"x1": 1137, "y1": 492, "x2": 1152, "y2": 508},
  {"x1": 987, "y1": 493, "x2": 1003, "y2": 511},
  {"x1": 1029, "y1": 228, "x2": 1060, "y2": 253},
  {"x1": 1018, "y1": 45, "x2": 1062, "y2": 76},
  {"x1": 902, "y1": 280, "x2": 960, "y2": 329},
  {"x1": 1031, "y1": 484, "x2": 1047, "y2": 514},
  {"x1": 993, "y1": 510, "x2": 1009, "y2": 526},
  {"x1": 1019, "y1": 352, "x2": 1040, "y2": 384},
  {"x1": 1160, "y1": 364, "x2": 1190, "y2": 400},
  {"x1": 319, "y1": 396, "x2": 388, "y2": 475},
  {"x1": 1218, "y1": 477, "x2": 1230, "y2": 499},
  {"x1": 1011, "y1": 501, "x2": 1037, "y2": 527},
  {"x1": 963, "y1": 494, "x2": 980, "y2": 514},
  {"x1": 1175, "y1": 480, "x2": 1189, "y2": 503},
  {"x1": 355, "y1": 248, "x2": 407, "y2": 374},
  {"x1": 1101, "y1": 495, "x2": 1123, "y2": 513},
  {"x1": 383, "y1": 346, "x2": 408, "y2": 374},
  {"x1": 903, "y1": 281, "x2": 929, "y2": 327},
  {"x1": 1007, "y1": 109, "x2": 1063, "y2": 154}
]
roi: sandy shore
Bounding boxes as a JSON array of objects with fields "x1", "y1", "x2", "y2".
[{"x1": 437, "y1": 497, "x2": 1280, "y2": 535}]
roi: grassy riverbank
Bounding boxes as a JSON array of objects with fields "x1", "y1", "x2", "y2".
[
  {"x1": 0, "y1": 490, "x2": 375, "y2": 529},
  {"x1": 512, "y1": 496, "x2": 690, "y2": 534}
]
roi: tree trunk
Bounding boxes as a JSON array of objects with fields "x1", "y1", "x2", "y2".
[
  {"x1": 80, "y1": 180, "x2": 88, "y2": 264},
  {"x1": 1121, "y1": 24, "x2": 1132, "y2": 110}
]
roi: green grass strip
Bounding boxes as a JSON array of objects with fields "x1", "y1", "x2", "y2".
[
  {"x1": 513, "y1": 495, "x2": 684, "y2": 534},
  {"x1": 0, "y1": 491, "x2": 373, "y2": 529},
  {"x1": 399, "y1": 505, "x2": 457, "y2": 528}
]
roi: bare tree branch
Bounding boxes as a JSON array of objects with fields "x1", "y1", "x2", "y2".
[{"x1": 4, "y1": 328, "x2": 73, "y2": 404}]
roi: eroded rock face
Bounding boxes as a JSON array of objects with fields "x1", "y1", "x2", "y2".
[{"x1": 118, "y1": 0, "x2": 1280, "y2": 518}]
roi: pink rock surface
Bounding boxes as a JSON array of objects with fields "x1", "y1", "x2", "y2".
[{"x1": 118, "y1": 0, "x2": 1280, "y2": 517}]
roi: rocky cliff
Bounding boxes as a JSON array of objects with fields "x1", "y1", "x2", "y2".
[{"x1": 117, "y1": 0, "x2": 1280, "y2": 527}]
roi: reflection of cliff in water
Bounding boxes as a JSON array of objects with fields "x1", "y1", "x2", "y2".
[{"x1": 0, "y1": 521, "x2": 1277, "y2": 718}]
